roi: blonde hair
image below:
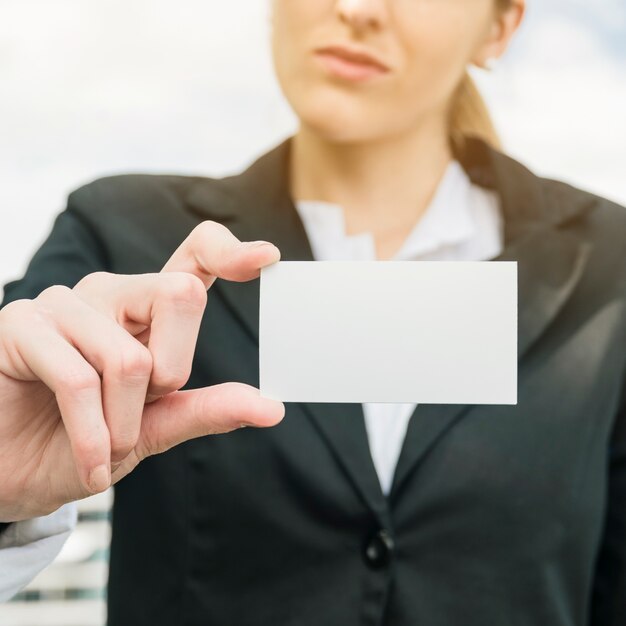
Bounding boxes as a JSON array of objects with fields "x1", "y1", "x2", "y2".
[
  {"x1": 449, "y1": 72, "x2": 501, "y2": 153},
  {"x1": 448, "y1": 0, "x2": 512, "y2": 153}
]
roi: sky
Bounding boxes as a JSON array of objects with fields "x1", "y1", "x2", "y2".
[{"x1": 0, "y1": 0, "x2": 625, "y2": 290}]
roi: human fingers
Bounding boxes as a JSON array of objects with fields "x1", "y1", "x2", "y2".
[
  {"x1": 76, "y1": 272, "x2": 207, "y2": 399},
  {"x1": 161, "y1": 220, "x2": 281, "y2": 288},
  {"x1": 0, "y1": 296, "x2": 111, "y2": 494},
  {"x1": 35, "y1": 286, "x2": 153, "y2": 466},
  {"x1": 130, "y1": 382, "x2": 285, "y2": 466}
]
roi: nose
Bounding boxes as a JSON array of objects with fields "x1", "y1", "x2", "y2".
[{"x1": 336, "y1": 0, "x2": 387, "y2": 34}]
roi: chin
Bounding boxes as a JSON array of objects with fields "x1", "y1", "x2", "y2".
[
  {"x1": 305, "y1": 117, "x2": 370, "y2": 144},
  {"x1": 292, "y1": 88, "x2": 385, "y2": 145}
]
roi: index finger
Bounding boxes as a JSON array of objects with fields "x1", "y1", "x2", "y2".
[{"x1": 161, "y1": 220, "x2": 281, "y2": 288}]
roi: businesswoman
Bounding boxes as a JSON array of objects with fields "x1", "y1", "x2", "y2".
[{"x1": 1, "y1": 0, "x2": 625, "y2": 624}]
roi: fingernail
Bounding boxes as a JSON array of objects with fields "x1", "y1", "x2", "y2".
[
  {"x1": 242, "y1": 240, "x2": 274, "y2": 249},
  {"x1": 265, "y1": 400, "x2": 286, "y2": 419},
  {"x1": 88, "y1": 465, "x2": 110, "y2": 494}
]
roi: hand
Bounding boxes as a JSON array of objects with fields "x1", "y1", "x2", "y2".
[{"x1": 0, "y1": 221, "x2": 284, "y2": 522}]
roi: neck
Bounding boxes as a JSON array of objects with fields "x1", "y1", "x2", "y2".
[{"x1": 289, "y1": 118, "x2": 453, "y2": 244}]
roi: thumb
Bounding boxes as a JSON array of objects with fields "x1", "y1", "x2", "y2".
[{"x1": 136, "y1": 383, "x2": 286, "y2": 460}]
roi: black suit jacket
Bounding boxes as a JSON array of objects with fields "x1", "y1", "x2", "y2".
[{"x1": 2, "y1": 138, "x2": 625, "y2": 625}]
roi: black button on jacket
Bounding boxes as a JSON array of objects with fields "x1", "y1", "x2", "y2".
[{"x1": 2, "y1": 138, "x2": 625, "y2": 625}]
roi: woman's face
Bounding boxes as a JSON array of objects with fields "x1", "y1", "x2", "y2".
[{"x1": 271, "y1": 0, "x2": 517, "y2": 143}]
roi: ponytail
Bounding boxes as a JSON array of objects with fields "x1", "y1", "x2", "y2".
[
  {"x1": 449, "y1": 0, "x2": 513, "y2": 152},
  {"x1": 449, "y1": 71, "x2": 501, "y2": 154}
]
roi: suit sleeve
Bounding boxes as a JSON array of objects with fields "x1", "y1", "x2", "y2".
[
  {"x1": 590, "y1": 367, "x2": 626, "y2": 623},
  {"x1": 1, "y1": 196, "x2": 109, "y2": 307}
]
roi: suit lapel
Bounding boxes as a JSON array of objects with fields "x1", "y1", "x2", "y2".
[
  {"x1": 389, "y1": 140, "x2": 595, "y2": 499},
  {"x1": 185, "y1": 140, "x2": 388, "y2": 522},
  {"x1": 185, "y1": 137, "x2": 596, "y2": 516},
  {"x1": 299, "y1": 402, "x2": 390, "y2": 523},
  {"x1": 389, "y1": 223, "x2": 592, "y2": 499},
  {"x1": 185, "y1": 141, "x2": 311, "y2": 344}
]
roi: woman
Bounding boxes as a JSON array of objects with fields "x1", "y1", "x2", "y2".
[{"x1": 1, "y1": 0, "x2": 624, "y2": 623}]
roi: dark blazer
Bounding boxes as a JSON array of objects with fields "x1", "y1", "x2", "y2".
[{"x1": 2, "y1": 138, "x2": 625, "y2": 626}]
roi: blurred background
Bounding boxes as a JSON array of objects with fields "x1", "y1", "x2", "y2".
[{"x1": 0, "y1": 0, "x2": 624, "y2": 624}]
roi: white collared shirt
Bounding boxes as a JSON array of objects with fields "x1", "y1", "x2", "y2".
[{"x1": 295, "y1": 160, "x2": 504, "y2": 495}]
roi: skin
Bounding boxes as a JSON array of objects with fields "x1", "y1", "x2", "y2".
[{"x1": 271, "y1": 0, "x2": 525, "y2": 259}]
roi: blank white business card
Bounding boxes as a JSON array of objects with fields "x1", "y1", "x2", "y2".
[{"x1": 259, "y1": 261, "x2": 517, "y2": 404}]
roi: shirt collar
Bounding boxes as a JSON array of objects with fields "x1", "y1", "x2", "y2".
[{"x1": 294, "y1": 159, "x2": 477, "y2": 261}]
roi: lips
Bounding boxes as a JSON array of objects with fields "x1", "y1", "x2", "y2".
[{"x1": 314, "y1": 44, "x2": 390, "y2": 82}]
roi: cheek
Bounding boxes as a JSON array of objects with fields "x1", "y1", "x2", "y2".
[
  {"x1": 272, "y1": 1, "x2": 352, "y2": 136},
  {"x1": 394, "y1": 10, "x2": 486, "y2": 114},
  {"x1": 271, "y1": 2, "x2": 324, "y2": 98},
  {"x1": 271, "y1": 0, "x2": 330, "y2": 74}
]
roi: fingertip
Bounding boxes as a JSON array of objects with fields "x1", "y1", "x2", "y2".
[
  {"x1": 253, "y1": 398, "x2": 286, "y2": 428},
  {"x1": 242, "y1": 241, "x2": 281, "y2": 267},
  {"x1": 87, "y1": 464, "x2": 111, "y2": 495},
  {"x1": 222, "y1": 243, "x2": 280, "y2": 282},
  {"x1": 230, "y1": 386, "x2": 285, "y2": 428},
  {"x1": 266, "y1": 244, "x2": 281, "y2": 265},
  {"x1": 275, "y1": 400, "x2": 286, "y2": 420}
]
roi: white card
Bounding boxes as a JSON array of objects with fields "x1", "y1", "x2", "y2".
[{"x1": 259, "y1": 261, "x2": 517, "y2": 404}]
